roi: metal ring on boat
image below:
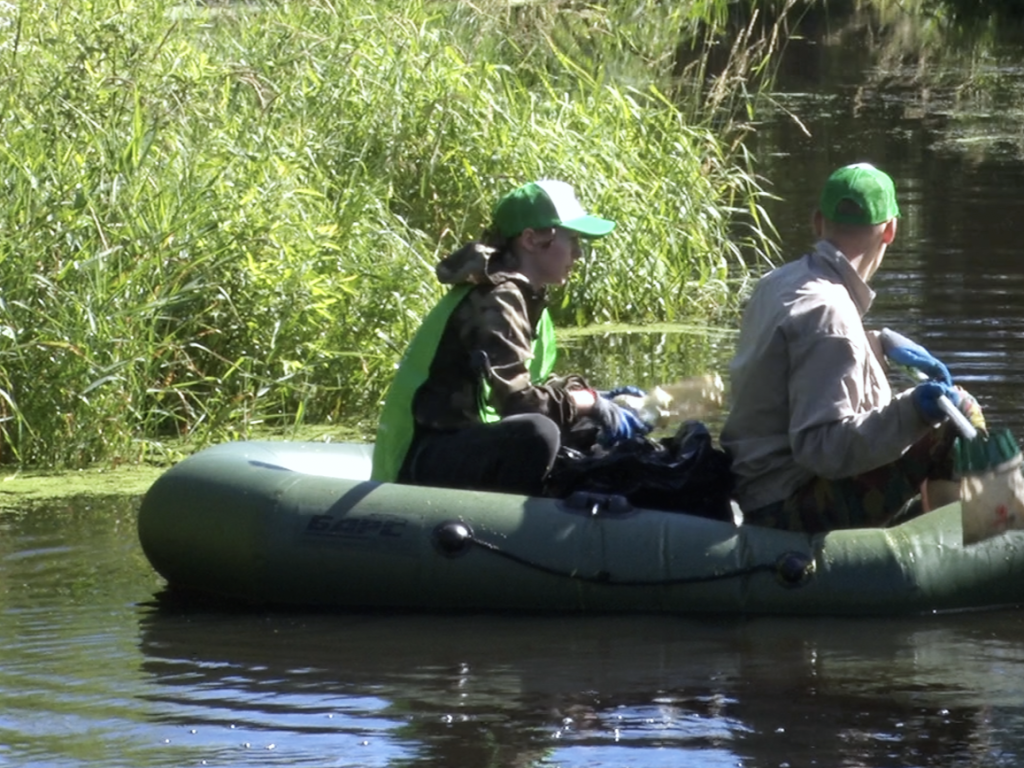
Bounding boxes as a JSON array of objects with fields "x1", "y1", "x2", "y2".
[
  {"x1": 432, "y1": 521, "x2": 474, "y2": 558},
  {"x1": 774, "y1": 551, "x2": 816, "y2": 588}
]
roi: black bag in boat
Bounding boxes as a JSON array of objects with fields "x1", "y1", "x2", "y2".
[{"x1": 544, "y1": 420, "x2": 735, "y2": 521}]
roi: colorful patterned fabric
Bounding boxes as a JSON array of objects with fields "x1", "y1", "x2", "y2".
[{"x1": 954, "y1": 385, "x2": 987, "y2": 433}]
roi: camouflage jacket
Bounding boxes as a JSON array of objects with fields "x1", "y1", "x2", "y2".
[{"x1": 411, "y1": 242, "x2": 589, "y2": 433}]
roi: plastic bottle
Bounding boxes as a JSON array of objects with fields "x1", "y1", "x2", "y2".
[{"x1": 612, "y1": 374, "x2": 725, "y2": 429}]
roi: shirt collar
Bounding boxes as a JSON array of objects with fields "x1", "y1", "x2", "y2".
[{"x1": 810, "y1": 239, "x2": 875, "y2": 316}]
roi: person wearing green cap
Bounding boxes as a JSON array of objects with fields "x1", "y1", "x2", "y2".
[
  {"x1": 720, "y1": 162, "x2": 984, "y2": 533},
  {"x1": 370, "y1": 180, "x2": 647, "y2": 495}
]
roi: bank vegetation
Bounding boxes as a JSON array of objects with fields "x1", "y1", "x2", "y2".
[{"x1": 0, "y1": 0, "x2": 797, "y2": 466}]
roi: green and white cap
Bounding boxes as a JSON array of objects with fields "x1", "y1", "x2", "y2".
[
  {"x1": 819, "y1": 163, "x2": 900, "y2": 225},
  {"x1": 491, "y1": 180, "x2": 616, "y2": 239}
]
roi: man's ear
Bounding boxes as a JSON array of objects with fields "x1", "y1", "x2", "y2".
[
  {"x1": 811, "y1": 209, "x2": 825, "y2": 238},
  {"x1": 881, "y1": 218, "x2": 897, "y2": 245}
]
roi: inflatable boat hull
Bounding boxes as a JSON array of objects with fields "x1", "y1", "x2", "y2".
[{"x1": 137, "y1": 441, "x2": 1024, "y2": 615}]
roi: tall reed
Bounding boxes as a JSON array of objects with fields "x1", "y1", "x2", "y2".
[{"x1": 0, "y1": 0, "x2": 783, "y2": 466}]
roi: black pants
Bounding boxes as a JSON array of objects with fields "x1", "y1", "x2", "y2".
[{"x1": 400, "y1": 414, "x2": 561, "y2": 496}]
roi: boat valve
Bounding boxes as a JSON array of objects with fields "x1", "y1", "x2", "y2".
[
  {"x1": 774, "y1": 551, "x2": 815, "y2": 588},
  {"x1": 432, "y1": 521, "x2": 474, "y2": 558}
]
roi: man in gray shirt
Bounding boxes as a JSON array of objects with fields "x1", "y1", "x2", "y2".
[{"x1": 721, "y1": 163, "x2": 977, "y2": 533}]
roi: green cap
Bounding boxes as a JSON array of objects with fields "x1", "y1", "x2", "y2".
[
  {"x1": 819, "y1": 163, "x2": 900, "y2": 225},
  {"x1": 491, "y1": 180, "x2": 616, "y2": 239}
]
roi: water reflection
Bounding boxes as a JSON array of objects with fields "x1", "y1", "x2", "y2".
[
  {"x1": 3, "y1": 477, "x2": 1024, "y2": 766},
  {"x1": 5, "y1": 494, "x2": 1024, "y2": 767},
  {"x1": 0, "y1": 498, "x2": 168, "y2": 768},
  {"x1": 136, "y1": 596, "x2": 1024, "y2": 768}
]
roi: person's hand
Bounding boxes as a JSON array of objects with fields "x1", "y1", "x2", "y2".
[
  {"x1": 880, "y1": 328, "x2": 952, "y2": 385},
  {"x1": 590, "y1": 395, "x2": 648, "y2": 445},
  {"x1": 912, "y1": 380, "x2": 961, "y2": 423},
  {"x1": 598, "y1": 385, "x2": 647, "y2": 400}
]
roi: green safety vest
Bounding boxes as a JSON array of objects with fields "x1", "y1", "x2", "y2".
[{"x1": 370, "y1": 285, "x2": 558, "y2": 482}]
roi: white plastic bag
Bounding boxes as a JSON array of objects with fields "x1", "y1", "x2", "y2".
[{"x1": 961, "y1": 454, "x2": 1024, "y2": 545}]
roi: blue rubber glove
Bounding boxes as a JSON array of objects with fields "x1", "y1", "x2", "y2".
[
  {"x1": 912, "y1": 380, "x2": 961, "y2": 423},
  {"x1": 880, "y1": 328, "x2": 952, "y2": 385},
  {"x1": 590, "y1": 396, "x2": 648, "y2": 445},
  {"x1": 598, "y1": 385, "x2": 647, "y2": 400}
]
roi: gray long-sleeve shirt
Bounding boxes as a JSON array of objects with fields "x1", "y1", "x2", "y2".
[{"x1": 720, "y1": 240, "x2": 931, "y2": 512}]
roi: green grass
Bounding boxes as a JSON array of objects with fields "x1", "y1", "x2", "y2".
[{"x1": 0, "y1": 0, "x2": 787, "y2": 467}]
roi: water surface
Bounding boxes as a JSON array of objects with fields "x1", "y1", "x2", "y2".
[{"x1": 4, "y1": 499, "x2": 1024, "y2": 767}]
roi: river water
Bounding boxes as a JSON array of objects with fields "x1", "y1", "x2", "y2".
[{"x1": 6, "y1": 15, "x2": 1024, "y2": 768}]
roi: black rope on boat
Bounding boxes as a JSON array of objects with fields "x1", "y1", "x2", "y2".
[{"x1": 431, "y1": 521, "x2": 815, "y2": 588}]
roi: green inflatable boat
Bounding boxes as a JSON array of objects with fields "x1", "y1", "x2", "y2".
[{"x1": 137, "y1": 440, "x2": 1024, "y2": 615}]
